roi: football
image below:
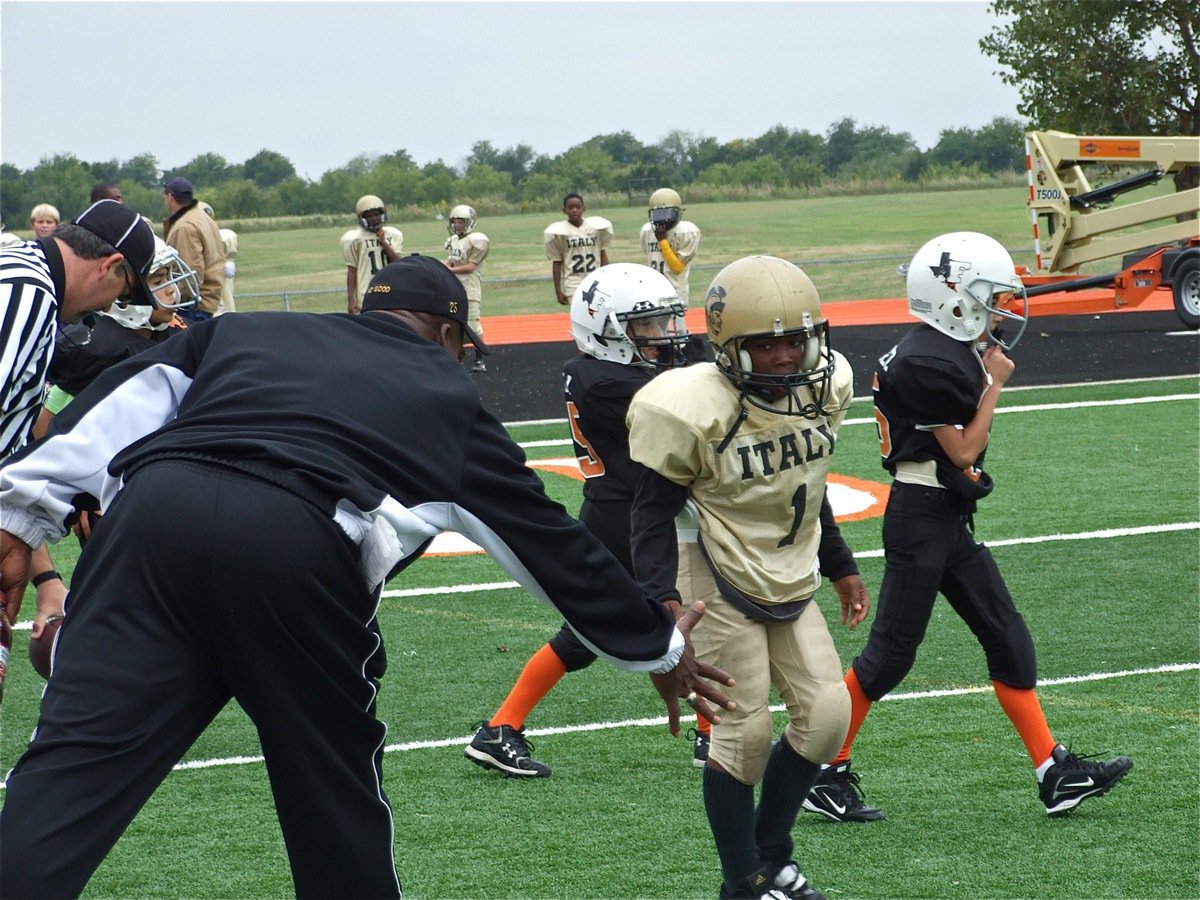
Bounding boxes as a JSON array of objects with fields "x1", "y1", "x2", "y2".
[{"x1": 28, "y1": 615, "x2": 64, "y2": 679}]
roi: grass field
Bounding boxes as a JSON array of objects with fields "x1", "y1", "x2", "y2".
[
  {"x1": 2, "y1": 374, "x2": 1197, "y2": 899},
  {"x1": 231, "y1": 187, "x2": 1043, "y2": 315}
]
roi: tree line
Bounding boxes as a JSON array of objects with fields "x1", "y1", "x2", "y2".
[{"x1": 1, "y1": 117, "x2": 1027, "y2": 229}]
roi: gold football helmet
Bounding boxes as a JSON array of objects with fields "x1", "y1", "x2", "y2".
[
  {"x1": 705, "y1": 256, "x2": 834, "y2": 418},
  {"x1": 447, "y1": 204, "x2": 477, "y2": 236},
  {"x1": 355, "y1": 195, "x2": 387, "y2": 230},
  {"x1": 648, "y1": 187, "x2": 683, "y2": 230}
]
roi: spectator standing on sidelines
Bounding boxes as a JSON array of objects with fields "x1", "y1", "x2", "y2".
[
  {"x1": 342, "y1": 194, "x2": 403, "y2": 314},
  {"x1": 90, "y1": 184, "x2": 123, "y2": 203},
  {"x1": 0, "y1": 254, "x2": 733, "y2": 898},
  {"x1": 627, "y1": 256, "x2": 870, "y2": 900},
  {"x1": 29, "y1": 204, "x2": 60, "y2": 239},
  {"x1": 443, "y1": 204, "x2": 489, "y2": 373},
  {"x1": 0, "y1": 199, "x2": 156, "y2": 639},
  {"x1": 640, "y1": 188, "x2": 702, "y2": 301},
  {"x1": 544, "y1": 193, "x2": 612, "y2": 306},
  {"x1": 803, "y1": 231, "x2": 1133, "y2": 824},
  {"x1": 162, "y1": 177, "x2": 225, "y2": 324},
  {"x1": 198, "y1": 201, "x2": 239, "y2": 314},
  {"x1": 466, "y1": 263, "x2": 692, "y2": 777}
]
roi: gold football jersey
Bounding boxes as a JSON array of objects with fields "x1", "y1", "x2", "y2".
[
  {"x1": 627, "y1": 354, "x2": 854, "y2": 604},
  {"x1": 445, "y1": 231, "x2": 490, "y2": 302},
  {"x1": 639, "y1": 220, "x2": 702, "y2": 299},
  {"x1": 341, "y1": 225, "x2": 404, "y2": 303},
  {"x1": 544, "y1": 216, "x2": 614, "y2": 297}
]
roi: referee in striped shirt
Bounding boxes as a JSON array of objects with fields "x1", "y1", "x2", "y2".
[{"x1": 1, "y1": 199, "x2": 156, "y2": 636}]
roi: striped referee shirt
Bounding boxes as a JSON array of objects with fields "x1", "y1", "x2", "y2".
[{"x1": 1, "y1": 239, "x2": 63, "y2": 458}]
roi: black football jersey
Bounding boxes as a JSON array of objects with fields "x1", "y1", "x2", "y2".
[
  {"x1": 563, "y1": 355, "x2": 653, "y2": 502},
  {"x1": 873, "y1": 323, "x2": 988, "y2": 474},
  {"x1": 49, "y1": 317, "x2": 176, "y2": 397}
]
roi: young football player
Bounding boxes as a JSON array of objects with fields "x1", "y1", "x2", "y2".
[
  {"x1": 466, "y1": 263, "x2": 692, "y2": 777},
  {"x1": 544, "y1": 193, "x2": 612, "y2": 306},
  {"x1": 803, "y1": 231, "x2": 1132, "y2": 825},
  {"x1": 443, "y1": 204, "x2": 490, "y2": 373},
  {"x1": 627, "y1": 256, "x2": 870, "y2": 900},
  {"x1": 342, "y1": 194, "x2": 403, "y2": 314},
  {"x1": 639, "y1": 187, "x2": 702, "y2": 301}
]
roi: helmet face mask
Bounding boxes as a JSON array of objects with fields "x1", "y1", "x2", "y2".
[
  {"x1": 111, "y1": 238, "x2": 199, "y2": 318},
  {"x1": 571, "y1": 263, "x2": 690, "y2": 369},
  {"x1": 447, "y1": 204, "x2": 477, "y2": 236},
  {"x1": 906, "y1": 231, "x2": 1029, "y2": 350},
  {"x1": 705, "y1": 256, "x2": 835, "y2": 418},
  {"x1": 355, "y1": 194, "x2": 388, "y2": 231}
]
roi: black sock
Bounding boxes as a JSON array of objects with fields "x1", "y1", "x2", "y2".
[
  {"x1": 755, "y1": 737, "x2": 821, "y2": 865},
  {"x1": 702, "y1": 766, "x2": 759, "y2": 893}
]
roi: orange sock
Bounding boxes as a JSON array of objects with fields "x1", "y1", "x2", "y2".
[
  {"x1": 489, "y1": 643, "x2": 568, "y2": 730},
  {"x1": 992, "y1": 681, "x2": 1057, "y2": 767},
  {"x1": 832, "y1": 667, "x2": 873, "y2": 764},
  {"x1": 695, "y1": 715, "x2": 711, "y2": 736}
]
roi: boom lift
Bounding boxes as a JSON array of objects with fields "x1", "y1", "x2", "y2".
[{"x1": 1022, "y1": 130, "x2": 1200, "y2": 328}]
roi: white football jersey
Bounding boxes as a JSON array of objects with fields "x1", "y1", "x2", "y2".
[
  {"x1": 627, "y1": 353, "x2": 854, "y2": 604},
  {"x1": 544, "y1": 216, "x2": 613, "y2": 297},
  {"x1": 639, "y1": 220, "x2": 701, "y2": 300},
  {"x1": 444, "y1": 231, "x2": 490, "y2": 302},
  {"x1": 341, "y1": 225, "x2": 404, "y2": 302}
]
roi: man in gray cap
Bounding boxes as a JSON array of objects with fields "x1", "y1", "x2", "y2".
[
  {"x1": 0, "y1": 253, "x2": 734, "y2": 899},
  {"x1": 162, "y1": 176, "x2": 225, "y2": 322}
]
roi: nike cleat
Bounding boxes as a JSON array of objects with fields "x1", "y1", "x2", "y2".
[
  {"x1": 802, "y1": 759, "x2": 885, "y2": 823},
  {"x1": 1039, "y1": 744, "x2": 1132, "y2": 816}
]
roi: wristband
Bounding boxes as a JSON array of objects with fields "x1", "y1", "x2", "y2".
[{"x1": 31, "y1": 570, "x2": 62, "y2": 588}]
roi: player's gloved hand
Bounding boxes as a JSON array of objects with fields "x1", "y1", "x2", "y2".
[{"x1": 649, "y1": 600, "x2": 735, "y2": 736}]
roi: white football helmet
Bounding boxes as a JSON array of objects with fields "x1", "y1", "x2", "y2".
[
  {"x1": 110, "y1": 238, "x2": 199, "y2": 324},
  {"x1": 906, "y1": 232, "x2": 1028, "y2": 349},
  {"x1": 570, "y1": 263, "x2": 689, "y2": 369},
  {"x1": 355, "y1": 194, "x2": 388, "y2": 230},
  {"x1": 705, "y1": 256, "x2": 834, "y2": 418},
  {"x1": 648, "y1": 187, "x2": 683, "y2": 231},
  {"x1": 447, "y1": 204, "x2": 477, "y2": 236}
]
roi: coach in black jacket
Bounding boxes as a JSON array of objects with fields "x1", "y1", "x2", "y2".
[{"x1": 0, "y1": 254, "x2": 732, "y2": 899}]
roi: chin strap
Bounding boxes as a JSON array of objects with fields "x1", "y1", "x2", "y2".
[{"x1": 716, "y1": 399, "x2": 749, "y2": 454}]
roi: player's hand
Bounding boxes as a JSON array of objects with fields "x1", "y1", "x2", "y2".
[
  {"x1": 31, "y1": 579, "x2": 66, "y2": 639},
  {"x1": 556, "y1": 292, "x2": 569, "y2": 306},
  {"x1": 648, "y1": 600, "x2": 735, "y2": 736},
  {"x1": 71, "y1": 509, "x2": 99, "y2": 545},
  {"x1": 982, "y1": 345, "x2": 1014, "y2": 387},
  {"x1": 654, "y1": 223, "x2": 670, "y2": 240},
  {"x1": 0, "y1": 529, "x2": 33, "y2": 623},
  {"x1": 833, "y1": 573, "x2": 870, "y2": 630}
]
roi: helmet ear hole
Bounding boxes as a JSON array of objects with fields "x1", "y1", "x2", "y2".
[
  {"x1": 801, "y1": 336, "x2": 820, "y2": 371},
  {"x1": 738, "y1": 347, "x2": 753, "y2": 375}
]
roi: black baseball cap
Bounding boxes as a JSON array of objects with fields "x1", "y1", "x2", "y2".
[
  {"x1": 71, "y1": 199, "x2": 157, "y2": 306},
  {"x1": 164, "y1": 176, "x2": 194, "y2": 199},
  {"x1": 363, "y1": 254, "x2": 488, "y2": 353}
]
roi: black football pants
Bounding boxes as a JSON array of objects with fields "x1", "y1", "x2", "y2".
[
  {"x1": 852, "y1": 482, "x2": 1038, "y2": 700},
  {"x1": 0, "y1": 460, "x2": 400, "y2": 899},
  {"x1": 548, "y1": 497, "x2": 633, "y2": 671}
]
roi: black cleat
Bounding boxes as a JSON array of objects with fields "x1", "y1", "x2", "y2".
[
  {"x1": 803, "y1": 760, "x2": 885, "y2": 823},
  {"x1": 1039, "y1": 744, "x2": 1132, "y2": 816},
  {"x1": 464, "y1": 721, "x2": 551, "y2": 777}
]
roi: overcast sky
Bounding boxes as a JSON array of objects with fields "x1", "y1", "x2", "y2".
[{"x1": 1, "y1": 1, "x2": 1021, "y2": 180}]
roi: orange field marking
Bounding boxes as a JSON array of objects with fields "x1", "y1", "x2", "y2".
[{"x1": 479, "y1": 289, "x2": 1175, "y2": 346}]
